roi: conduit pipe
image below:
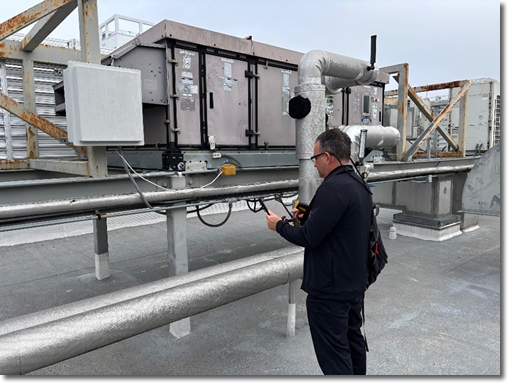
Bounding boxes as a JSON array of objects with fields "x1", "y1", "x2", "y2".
[
  {"x1": 0, "y1": 179, "x2": 298, "y2": 221},
  {"x1": 0, "y1": 252, "x2": 304, "y2": 375},
  {"x1": 0, "y1": 246, "x2": 303, "y2": 337},
  {"x1": 295, "y1": 50, "x2": 379, "y2": 203}
]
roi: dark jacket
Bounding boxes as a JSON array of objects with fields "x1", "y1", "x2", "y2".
[{"x1": 276, "y1": 165, "x2": 372, "y2": 300}]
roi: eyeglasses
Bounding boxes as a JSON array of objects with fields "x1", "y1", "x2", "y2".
[{"x1": 310, "y1": 152, "x2": 327, "y2": 163}]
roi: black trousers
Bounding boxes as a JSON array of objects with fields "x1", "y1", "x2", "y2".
[{"x1": 306, "y1": 294, "x2": 366, "y2": 375}]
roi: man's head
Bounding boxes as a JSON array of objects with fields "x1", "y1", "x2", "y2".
[{"x1": 312, "y1": 129, "x2": 351, "y2": 179}]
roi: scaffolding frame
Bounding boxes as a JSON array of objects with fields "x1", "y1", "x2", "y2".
[
  {"x1": 381, "y1": 63, "x2": 471, "y2": 161},
  {"x1": 0, "y1": 0, "x2": 107, "y2": 177}
]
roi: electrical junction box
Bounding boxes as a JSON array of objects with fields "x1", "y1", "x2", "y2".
[
  {"x1": 63, "y1": 61, "x2": 144, "y2": 146},
  {"x1": 221, "y1": 164, "x2": 236, "y2": 176}
]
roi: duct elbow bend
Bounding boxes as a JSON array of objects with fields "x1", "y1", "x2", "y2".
[
  {"x1": 324, "y1": 66, "x2": 380, "y2": 94},
  {"x1": 299, "y1": 50, "x2": 378, "y2": 90},
  {"x1": 298, "y1": 50, "x2": 329, "y2": 85},
  {"x1": 356, "y1": 65, "x2": 380, "y2": 86}
]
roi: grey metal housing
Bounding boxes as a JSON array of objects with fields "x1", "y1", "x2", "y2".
[{"x1": 91, "y1": 20, "x2": 389, "y2": 154}]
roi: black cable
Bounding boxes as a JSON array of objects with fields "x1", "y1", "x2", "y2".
[
  {"x1": 116, "y1": 151, "x2": 299, "y2": 224},
  {"x1": 196, "y1": 202, "x2": 233, "y2": 227},
  {"x1": 187, "y1": 203, "x2": 215, "y2": 214},
  {"x1": 246, "y1": 200, "x2": 263, "y2": 213},
  {"x1": 245, "y1": 192, "x2": 298, "y2": 212}
]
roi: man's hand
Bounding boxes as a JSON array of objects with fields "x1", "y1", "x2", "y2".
[
  {"x1": 290, "y1": 207, "x2": 304, "y2": 227},
  {"x1": 291, "y1": 208, "x2": 304, "y2": 220},
  {"x1": 266, "y1": 210, "x2": 281, "y2": 231}
]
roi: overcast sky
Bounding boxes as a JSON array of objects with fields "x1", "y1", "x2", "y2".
[{"x1": 2, "y1": 0, "x2": 501, "y2": 92}]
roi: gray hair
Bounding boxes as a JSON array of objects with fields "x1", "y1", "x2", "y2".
[{"x1": 315, "y1": 129, "x2": 351, "y2": 161}]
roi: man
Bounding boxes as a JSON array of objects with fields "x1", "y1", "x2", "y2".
[{"x1": 266, "y1": 129, "x2": 372, "y2": 375}]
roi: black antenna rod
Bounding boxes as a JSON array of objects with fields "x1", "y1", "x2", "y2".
[{"x1": 368, "y1": 35, "x2": 377, "y2": 71}]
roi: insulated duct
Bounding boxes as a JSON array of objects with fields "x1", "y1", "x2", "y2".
[
  {"x1": 0, "y1": 252, "x2": 304, "y2": 375},
  {"x1": 297, "y1": 50, "x2": 379, "y2": 89},
  {"x1": 0, "y1": 246, "x2": 303, "y2": 337},
  {"x1": 339, "y1": 125, "x2": 401, "y2": 163},
  {"x1": 295, "y1": 50, "x2": 379, "y2": 203}
]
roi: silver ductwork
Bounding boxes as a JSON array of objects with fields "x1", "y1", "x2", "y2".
[
  {"x1": 339, "y1": 125, "x2": 401, "y2": 163},
  {"x1": 297, "y1": 50, "x2": 379, "y2": 88},
  {"x1": 0, "y1": 250, "x2": 304, "y2": 375},
  {"x1": 295, "y1": 50, "x2": 379, "y2": 203},
  {"x1": 0, "y1": 247, "x2": 302, "y2": 337}
]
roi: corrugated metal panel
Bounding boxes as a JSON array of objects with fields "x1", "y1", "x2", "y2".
[
  {"x1": 0, "y1": 34, "x2": 118, "y2": 162},
  {"x1": 0, "y1": 61, "x2": 10, "y2": 160},
  {"x1": 2, "y1": 60, "x2": 76, "y2": 159}
]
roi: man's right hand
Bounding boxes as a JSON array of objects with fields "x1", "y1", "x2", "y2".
[{"x1": 266, "y1": 210, "x2": 282, "y2": 231}]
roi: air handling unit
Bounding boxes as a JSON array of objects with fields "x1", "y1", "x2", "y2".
[{"x1": 53, "y1": 19, "x2": 391, "y2": 170}]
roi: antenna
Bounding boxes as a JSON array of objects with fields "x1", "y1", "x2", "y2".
[{"x1": 367, "y1": 35, "x2": 377, "y2": 71}]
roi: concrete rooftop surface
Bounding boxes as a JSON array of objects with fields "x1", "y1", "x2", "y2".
[{"x1": 0, "y1": 207, "x2": 501, "y2": 376}]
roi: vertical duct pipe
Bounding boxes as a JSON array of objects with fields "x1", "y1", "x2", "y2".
[{"x1": 295, "y1": 50, "x2": 379, "y2": 203}]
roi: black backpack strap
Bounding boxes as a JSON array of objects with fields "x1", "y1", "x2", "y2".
[{"x1": 361, "y1": 293, "x2": 369, "y2": 352}]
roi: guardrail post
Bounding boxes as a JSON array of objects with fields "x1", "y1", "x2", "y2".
[{"x1": 93, "y1": 216, "x2": 110, "y2": 280}]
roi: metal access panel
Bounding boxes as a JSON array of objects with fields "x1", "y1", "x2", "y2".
[
  {"x1": 205, "y1": 54, "x2": 249, "y2": 147},
  {"x1": 142, "y1": 105, "x2": 168, "y2": 146},
  {"x1": 326, "y1": 93, "x2": 344, "y2": 127},
  {"x1": 257, "y1": 65, "x2": 298, "y2": 147},
  {"x1": 110, "y1": 45, "x2": 167, "y2": 105},
  {"x1": 174, "y1": 47, "x2": 201, "y2": 146},
  {"x1": 347, "y1": 84, "x2": 384, "y2": 126}
]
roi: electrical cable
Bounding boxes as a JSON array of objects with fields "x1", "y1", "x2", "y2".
[
  {"x1": 116, "y1": 149, "x2": 166, "y2": 215},
  {"x1": 116, "y1": 150, "x2": 172, "y2": 191},
  {"x1": 196, "y1": 201, "x2": 233, "y2": 227},
  {"x1": 187, "y1": 203, "x2": 215, "y2": 214},
  {"x1": 201, "y1": 171, "x2": 223, "y2": 188},
  {"x1": 245, "y1": 197, "x2": 264, "y2": 211},
  {"x1": 116, "y1": 149, "x2": 297, "y2": 225}
]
